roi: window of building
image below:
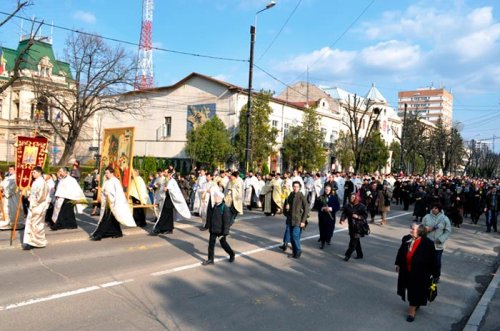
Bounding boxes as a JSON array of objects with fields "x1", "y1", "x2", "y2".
[
  {"x1": 15, "y1": 101, "x2": 20, "y2": 119},
  {"x1": 164, "y1": 116, "x2": 172, "y2": 137},
  {"x1": 272, "y1": 120, "x2": 278, "y2": 128},
  {"x1": 31, "y1": 103, "x2": 35, "y2": 120},
  {"x1": 321, "y1": 128, "x2": 327, "y2": 140},
  {"x1": 284, "y1": 123, "x2": 289, "y2": 137}
]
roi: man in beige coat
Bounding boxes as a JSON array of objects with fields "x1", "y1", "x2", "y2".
[{"x1": 225, "y1": 171, "x2": 243, "y2": 222}]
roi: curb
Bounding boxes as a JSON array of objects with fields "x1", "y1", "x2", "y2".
[{"x1": 463, "y1": 260, "x2": 500, "y2": 331}]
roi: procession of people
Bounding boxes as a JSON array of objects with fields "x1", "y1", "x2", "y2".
[{"x1": 2, "y1": 157, "x2": 499, "y2": 323}]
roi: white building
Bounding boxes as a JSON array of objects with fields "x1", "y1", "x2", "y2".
[{"x1": 100, "y1": 73, "x2": 402, "y2": 173}]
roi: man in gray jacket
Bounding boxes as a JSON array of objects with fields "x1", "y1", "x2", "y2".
[
  {"x1": 422, "y1": 203, "x2": 452, "y2": 282},
  {"x1": 283, "y1": 181, "x2": 309, "y2": 259}
]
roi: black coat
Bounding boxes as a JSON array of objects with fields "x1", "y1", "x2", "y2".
[
  {"x1": 341, "y1": 202, "x2": 368, "y2": 238},
  {"x1": 209, "y1": 202, "x2": 233, "y2": 236},
  {"x1": 413, "y1": 191, "x2": 427, "y2": 217},
  {"x1": 395, "y1": 235, "x2": 438, "y2": 306}
]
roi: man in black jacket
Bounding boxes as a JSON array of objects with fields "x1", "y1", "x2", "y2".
[
  {"x1": 283, "y1": 181, "x2": 309, "y2": 259},
  {"x1": 202, "y1": 191, "x2": 235, "y2": 265},
  {"x1": 340, "y1": 192, "x2": 368, "y2": 261},
  {"x1": 484, "y1": 186, "x2": 499, "y2": 233}
]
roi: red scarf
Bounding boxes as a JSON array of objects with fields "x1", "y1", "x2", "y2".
[{"x1": 406, "y1": 237, "x2": 422, "y2": 272}]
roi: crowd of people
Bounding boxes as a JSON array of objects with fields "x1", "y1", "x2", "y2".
[{"x1": 1, "y1": 164, "x2": 499, "y2": 322}]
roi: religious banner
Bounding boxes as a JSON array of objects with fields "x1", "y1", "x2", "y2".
[
  {"x1": 15, "y1": 136, "x2": 49, "y2": 190},
  {"x1": 99, "y1": 127, "x2": 135, "y2": 196}
]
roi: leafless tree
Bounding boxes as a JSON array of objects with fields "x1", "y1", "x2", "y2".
[
  {"x1": 32, "y1": 32, "x2": 141, "y2": 165},
  {"x1": 0, "y1": 1, "x2": 44, "y2": 93},
  {"x1": 341, "y1": 94, "x2": 382, "y2": 173}
]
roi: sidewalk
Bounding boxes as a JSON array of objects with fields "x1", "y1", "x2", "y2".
[{"x1": 464, "y1": 251, "x2": 499, "y2": 331}]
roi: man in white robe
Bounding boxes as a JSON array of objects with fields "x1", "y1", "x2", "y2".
[
  {"x1": 0, "y1": 165, "x2": 22, "y2": 230},
  {"x1": 51, "y1": 167, "x2": 86, "y2": 230},
  {"x1": 153, "y1": 170, "x2": 166, "y2": 218},
  {"x1": 129, "y1": 168, "x2": 151, "y2": 227},
  {"x1": 243, "y1": 172, "x2": 260, "y2": 210},
  {"x1": 291, "y1": 170, "x2": 305, "y2": 195},
  {"x1": 150, "y1": 169, "x2": 191, "y2": 235},
  {"x1": 334, "y1": 172, "x2": 345, "y2": 207},
  {"x1": 225, "y1": 171, "x2": 244, "y2": 222},
  {"x1": 310, "y1": 172, "x2": 324, "y2": 210},
  {"x1": 90, "y1": 166, "x2": 136, "y2": 241},
  {"x1": 22, "y1": 167, "x2": 50, "y2": 250},
  {"x1": 192, "y1": 169, "x2": 207, "y2": 214},
  {"x1": 198, "y1": 172, "x2": 220, "y2": 231}
]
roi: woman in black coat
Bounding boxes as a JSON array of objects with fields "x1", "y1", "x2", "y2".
[
  {"x1": 412, "y1": 186, "x2": 427, "y2": 222},
  {"x1": 315, "y1": 184, "x2": 340, "y2": 249},
  {"x1": 395, "y1": 223, "x2": 438, "y2": 322},
  {"x1": 202, "y1": 191, "x2": 235, "y2": 265}
]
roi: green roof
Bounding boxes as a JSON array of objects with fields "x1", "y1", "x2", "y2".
[{"x1": 1, "y1": 39, "x2": 72, "y2": 79}]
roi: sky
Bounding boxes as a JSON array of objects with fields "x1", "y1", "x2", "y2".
[{"x1": 1, "y1": 0, "x2": 499, "y2": 151}]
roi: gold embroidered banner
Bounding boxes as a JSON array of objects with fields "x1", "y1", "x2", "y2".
[{"x1": 15, "y1": 136, "x2": 49, "y2": 190}]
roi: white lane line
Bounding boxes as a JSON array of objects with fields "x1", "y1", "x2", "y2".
[
  {"x1": 0, "y1": 286, "x2": 100, "y2": 311},
  {"x1": 151, "y1": 211, "x2": 413, "y2": 277},
  {"x1": 0, "y1": 279, "x2": 135, "y2": 312}
]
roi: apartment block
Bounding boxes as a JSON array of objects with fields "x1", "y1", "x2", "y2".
[{"x1": 398, "y1": 87, "x2": 453, "y2": 128}]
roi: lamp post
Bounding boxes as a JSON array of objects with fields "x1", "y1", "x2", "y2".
[{"x1": 245, "y1": 1, "x2": 276, "y2": 172}]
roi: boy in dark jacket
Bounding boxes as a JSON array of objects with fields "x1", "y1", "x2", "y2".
[{"x1": 202, "y1": 191, "x2": 235, "y2": 265}]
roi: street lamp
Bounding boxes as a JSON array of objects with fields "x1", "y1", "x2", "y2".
[{"x1": 245, "y1": 1, "x2": 276, "y2": 172}]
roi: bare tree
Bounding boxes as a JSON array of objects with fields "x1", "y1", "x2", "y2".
[
  {"x1": 0, "y1": 1, "x2": 44, "y2": 93},
  {"x1": 32, "y1": 32, "x2": 140, "y2": 165},
  {"x1": 341, "y1": 94, "x2": 382, "y2": 173}
]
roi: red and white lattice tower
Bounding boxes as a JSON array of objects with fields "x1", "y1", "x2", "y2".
[{"x1": 135, "y1": 0, "x2": 154, "y2": 90}]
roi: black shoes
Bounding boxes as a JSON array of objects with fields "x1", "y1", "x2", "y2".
[
  {"x1": 344, "y1": 256, "x2": 350, "y2": 261},
  {"x1": 112, "y1": 234, "x2": 123, "y2": 238},
  {"x1": 199, "y1": 227, "x2": 208, "y2": 231},
  {"x1": 406, "y1": 315, "x2": 415, "y2": 322},
  {"x1": 202, "y1": 259, "x2": 214, "y2": 266},
  {"x1": 289, "y1": 251, "x2": 302, "y2": 259},
  {"x1": 22, "y1": 244, "x2": 33, "y2": 250},
  {"x1": 228, "y1": 255, "x2": 235, "y2": 263},
  {"x1": 148, "y1": 231, "x2": 159, "y2": 236},
  {"x1": 279, "y1": 244, "x2": 288, "y2": 252},
  {"x1": 89, "y1": 235, "x2": 102, "y2": 241},
  {"x1": 319, "y1": 242, "x2": 325, "y2": 249},
  {"x1": 354, "y1": 256, "x2": 363, "y2": 259}
]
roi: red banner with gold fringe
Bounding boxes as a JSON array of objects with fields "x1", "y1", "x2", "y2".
[{"x1": 15, "y1": 136, "x2": 48, "y2": 190}]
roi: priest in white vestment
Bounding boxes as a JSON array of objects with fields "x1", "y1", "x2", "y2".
[
  {"x1": 198, "y1": 172, "x2": 220, "y2": 231},
  {"x1": 129, "y1": 169, "x2": 151, "y2": 227},
  {"x1": 243, "y1": 172, "x2": 260, "y2": 210},
  {"x1": 51, "y1": 167, "x2": 86, "y2": 230},
  {"x1": 150, "y1": 169, "x2": 191, "y2": 235},
  {"x1": 90, "y1": 166, "x2": 136, "y2": 241},
  {"x1": 153, "y1": 171, "x2": 166, "y2": 218},
  {"x1": 192, "y1": 169, "x2": 207, "y2": 214},
  {"x1": 22, "y1": 167, "x2": 50, "y2": 250},
  {"x1": 0, "y1": 165, "x2": 22, "y2": 230}
]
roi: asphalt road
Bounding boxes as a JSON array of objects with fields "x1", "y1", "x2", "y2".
[{"x1": 0, "y1": 204, "x2": 498, "y2": 331}]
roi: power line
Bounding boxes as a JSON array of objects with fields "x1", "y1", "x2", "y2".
[
  {"x1": 256, "y1": 0, "x2": 303, "y2": 63},
  {"x1": 0, "y1": 11, "x2": 247, "y2": 63},
  {"x1": 286, "y1": 0, "x2": 376, "y2": 85}
]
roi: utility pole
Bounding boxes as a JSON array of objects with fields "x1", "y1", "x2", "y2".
[{"x1": 400, "y1": 103, "x2": 407, "y2": 173}]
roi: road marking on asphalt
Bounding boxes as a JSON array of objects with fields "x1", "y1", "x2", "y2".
[
  {"x1": 0, "y1": 211, "x2": 412, "y2": 311},
  {"x1": 0, "y1": 279, "x2": 134, "y2": 311}
]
